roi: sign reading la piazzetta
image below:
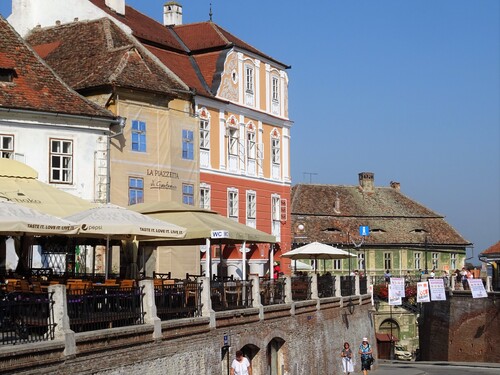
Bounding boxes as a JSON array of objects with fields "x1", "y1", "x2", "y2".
[{"x1": 147, "y1": 169, "x2": 179, "y2": 191}]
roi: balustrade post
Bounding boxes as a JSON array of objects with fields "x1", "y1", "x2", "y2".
[
  {"x1": 311, "y1": 273, "x2": 319, "y2": 299},
  {"x1": 334, "y1": 275, "x2": 341, "y2": 297},
  {"x1": 486, "y1": 276, "x2": 492, "y2": 292},
  {"x1": 201, "y1": 277, "x2": 216, "y2": 327},
  {"x1": 139, "y1": 279, "x2": 161, "y2": 339},
  {"x1": 284, "y1": 275, "x2": 293, "y2": 304},
  {"x1": 49, "y1": 284, "x2": 75, "y2": 356},
  {"x1": 355, "y1": 274, "x2": 360, "y2": 295}
]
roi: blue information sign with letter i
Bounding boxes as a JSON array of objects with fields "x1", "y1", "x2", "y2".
[{"x1": 359, "y1": 226, "x2": 370, "y2": 236}]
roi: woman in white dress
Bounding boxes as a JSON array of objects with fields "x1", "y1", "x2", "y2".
[{"x1": 340, "y1": 342, "x2": 354, "y2": 374}]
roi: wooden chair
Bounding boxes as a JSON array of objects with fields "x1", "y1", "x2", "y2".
[{"x1": 223, "y1": 281, "x2": 242, "y2": 307}]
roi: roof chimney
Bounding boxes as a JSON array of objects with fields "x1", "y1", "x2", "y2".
[
  {"x1": 390, "y1": 181, "x2": 401, "y2": 191},
  {"x1": 105, "y1": 0, "x2": 125, "y2": 16},
  {"x1": 164, "y1": 1, "x2": 183, "y2": 26},
  {"x1": 358, "y1": 172, "x2": 374, "y2": 193}
]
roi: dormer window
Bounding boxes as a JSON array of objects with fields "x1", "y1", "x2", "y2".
[
  {"x1": 322, "y1": 227, "x2": 342, "y2": 233},
  {"x1": 410, "y1": 229, "x2": 428, "y2": 234},
  {"x1": 371, "y1": 228, "x2": 386, "y2": 234},
  {"x1": 0, "y1": 68, "x2": 16, "y2": 83}
]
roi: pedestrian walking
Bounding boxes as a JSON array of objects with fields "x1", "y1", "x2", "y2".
[
  {"x1": 340, "y1": 342, "x2": 354, "y2": 374},
  {"x1": 230, "y1": 350, "x2": 252, "y2": 375},
  {"x1": 358, "y1": 337, "x2": 373, "y2": 375}
]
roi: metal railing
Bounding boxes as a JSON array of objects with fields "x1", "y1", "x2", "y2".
[
  {"x1": 317, "y1": 274, "x2": 335, "y2": 298},
  {"x1": 0, "y1": 291, "x2": 55, "y2": 345},
  {"x1": 259, "y1": 278, "x2": 286, "y2": 305},
  {"x1": 291, "y1": 276, "x2": 311, "y2": 301},
  {"x1": 210, "y1": 279, "x2": 253, "y2": 311},
  {"x1": 340, "y1": 276, "x2": 355, "y2": 296},
  {"x1": 67, "y1": 286, "x2": 145, "y2": 333},
  {"x1": 154, "y1": 281, "x2": 202, "y2": 320}
]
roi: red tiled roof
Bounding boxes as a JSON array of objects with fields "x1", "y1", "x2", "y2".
[
  {"x1": 0, "y1": 15, "x2": 113, "y2": 118},
  {"x1": 89, "y1": 0, "x2": 289, "y2": 96},
  {"x1": 26, "y1": 18, "x2": 188, "y2": 95},
  {"x1": 482, "y1": 241, "x2": 500, "y2": 255}
]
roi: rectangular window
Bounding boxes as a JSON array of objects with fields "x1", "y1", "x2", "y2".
[
  {"x1": 182, "y1": 129, "x2": 194, "y2": 160},
  {"x1": 272, "y1": 196, "x2": 281, "y2": 222},
  {"x1": 200, "y1": 119, "x2": 210, "y2": 150},
  {"x1": 228, "y1": 128, "x2": 238, "y2": 156},
  {"x1": 272, "y1": 76, "x2": 279, "y2": 102},
  {"x1": 228, "y1": 190, "x2": 239, "y2": 218},
  {"x1": 245, "y1": 65, "x2": 254, "y2": 93},
  {"x1": 200, "y1": 185, "x2": 211, "y2": 209},
  {"x1": 183, "y1": 183, "x2": 194, "y2": 205},
  {"x1": 131, "y1": 120, "x2": 146, "y2": 152},
  {"x1": 246, "y1": 191, "x2": 256, "y2": 220},
  {"x1": 333, "y1": 259, "x2": 341, "y2": 270},
  {"x1": 451, "y1": 253, "x2": 457, "y2": 270},
  {"x1": 0, "y1": 134, "x2": 14, "y2": 158},
  {"x1": 272, "y1": 138, "x2": 280, "y2": 164},
  {"x1": 128, "y1": 177, "x2": 144, "y2": 206},
  {"x1": 414, "y1": 252, "x2": 421, "y2": 270},
  {"x1": 432, "y1": 252, "x2": 439, "y2": 269},
  {"x1": 50, "y1": 139, "x2": 73, "y2": 183},
  {"x1": 247, "y1": 131, "x2": 256, "y2": 160},
  {"x1": 384, "y1": 252, "x2": 392, "y2": 271}
]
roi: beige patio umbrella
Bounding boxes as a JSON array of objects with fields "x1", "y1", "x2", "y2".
[
  {"x1": 0, "y1": 158, "x2": 94, "y2": 217},
  {"x1": 0, "y1": 200, "x2": 78, "y2": 235},
  {"x1": 65, "y1": 203, "x2": 186, "y2": 278}
]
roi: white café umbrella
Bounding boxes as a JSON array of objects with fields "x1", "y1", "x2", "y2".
[
  {"x1": 282, "y1": 242, "x2": 356, "y2": 272},
  {"x1": 0, "y1": 200, "x2": 78, "y2": 235},
  {"x1": 65, "y1": 204, "x2": 186, "y2": 278}
]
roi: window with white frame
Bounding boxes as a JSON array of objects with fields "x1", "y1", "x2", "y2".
[
  {"x1": 50, "y1": 138, "x2": 73, "y2": 183},
  {"x1": 450, "y1": 253, "x2": 457, "y2": 270},
  {"x1": 182, "y1": 183, "x2": 194, "y2": 205},
  {"x1": 246, "y1": 191, "x2": 256, "y2": 220},
  {"x1": 228, "y1": 189, "x2": 239, "y2": 219},
  {"x1": 131, "y1": 120, "x2": 146, "y2": 152},
  {"x1": 432, "y1": 252, "x2": 439, "y2": 269},
  {"x1": 182, "y1": 130, "x2": 194, "y2": 160},
  {"x1": 384, "y1": 252, "x2": 392, "y2": 271},
  {"x1": 245, "y1": 65, "x2": 254, "y2": 93},
  {"x1": 333, "y1": 259, "x2": 341, "y2": 270},
  {"x1": 247, "y1": 130, "x2": 256, "y2": 160},
  {"x1": 200, "y1": 185, "x2": 211, "y2": 209},
  {"x1": 0, "y1": 134, "x2": 13, "y2": 158},
  {"x1": 271, "y1": 136, "x2": 281, "y2": 165},
  {"x1": 200, "y1": 117, "x2": 210, "y2": 150},
  {"x1": 228, "y1": 127, "x2": 239, "y2": 156},
  {"x1": 414, "y1": 252, "x2": 421, "y2": 270},
  {"x1": 128, "y1": 177, "x2": 144, "y2": 205},
  {"x1": 272, "y1": 196, "x2": 281, "y2": 222},
  {"x1": 272, "y1": 76, "x2": 279, "y2": 102}
]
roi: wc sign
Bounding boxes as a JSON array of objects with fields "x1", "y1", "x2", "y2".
[
  {"x1": 211, "y1": 230, "x2": 229, "y2": 239},
  {"x1": 359, "y1": 226, "x2": 370, "y2": 236}
]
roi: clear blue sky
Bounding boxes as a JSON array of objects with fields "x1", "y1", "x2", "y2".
[{"x1": 1, "y1": 1, "x2": 498, "y2": 262}]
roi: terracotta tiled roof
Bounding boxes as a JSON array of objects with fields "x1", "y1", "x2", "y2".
[
  {"x1": 481, "y1": 241, "x2": 500, "y2": 255},
  {"x1": 0, "y1": 15, "x2": 113, "y2": 118},
  {"x1": 25, "y1": 18, "x2": 188, "y2": 95},
  {"x1": 291, "y1": 183, "x2": 471, "y2": 247},
  {"x1": 89, "y1": 1, "x2": 289, "y2": 96}
]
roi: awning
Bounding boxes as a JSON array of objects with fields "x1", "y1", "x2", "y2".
[
  {"x1": 0, "y1": 159, "x2": 94, "y2": 217},
  {"x1": 376, "y1": 333, "x2": 399, "y2": 342},
  {"x1": 130, "y1": 201, "x2": 276, "y2": 245}
]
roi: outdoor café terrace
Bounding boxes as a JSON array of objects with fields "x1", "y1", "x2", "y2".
[{"x1": 0, "y1": 272, "x2": 367, "y2": 346}]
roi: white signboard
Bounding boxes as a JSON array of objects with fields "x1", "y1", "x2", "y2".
[
  {"x1": 468, "y1": 278, "x2": 488, "y2": 298},
  {"x1": 417, "y1": 281, "x2": 430, "y2": 303},
  {"x1": 211, "y1": 230, "x2": 229, "y2": 239},
  {"x1": 428, "y1": 278, "x2": 447, "y2": 301},
  {"x1": 390, "y1": 277, "x2": 406, "y2": 298},
  {"x1": 388, "y1": 284, "x2": 402, "y2": 306}
]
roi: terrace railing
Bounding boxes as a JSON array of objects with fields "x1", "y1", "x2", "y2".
[
  {"x1": 0, "y1": 291, "x2": 55, "y2": 345},
  {"x1": 154, "y1": 280, "x2": 201, "y2": 320},
  {"x1": 259, "y1": 277, "x2": 286, "y2": 305},
  {"x1": 291, "y1": 276, "x2": 311, "y2": 301},
  {"x1": 210, "y1": 279, "x2": 253, "y2": 311},
  {"x1": 317, "y1": 274, "x2": 335, "y2": 298}
]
